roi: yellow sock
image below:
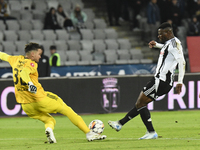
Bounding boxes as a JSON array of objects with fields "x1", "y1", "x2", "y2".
[{"x1": 61, "y1": 105, "x2": 90, "y2": 134}]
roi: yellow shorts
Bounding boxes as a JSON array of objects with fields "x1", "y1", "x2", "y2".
[{"x1": 22, "y1": 91, "x2": 65, "y2": 118}]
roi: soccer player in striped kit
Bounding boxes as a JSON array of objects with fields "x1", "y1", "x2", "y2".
[{"x1": 108, "y1": 22, "x2": 185, "y2": 139}]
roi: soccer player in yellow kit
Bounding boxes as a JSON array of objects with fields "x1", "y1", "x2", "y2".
[{"x1": 0, "y1": 43, "x2": 106, "y2": 143}]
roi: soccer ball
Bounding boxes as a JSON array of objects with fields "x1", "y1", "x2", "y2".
[{"x1": 89, "y1": 119, "x2": 104, "y2": 134}]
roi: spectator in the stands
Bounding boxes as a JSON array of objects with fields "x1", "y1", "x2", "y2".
[
  {"x1": 186, "y1": 0, "x2": 197, "y2": 18},
  {"x1": 56, "y1": 4, "x2": 74, "y2": 31},
  {"x1": 167, "y1": 19, "x2": 178, "y2": 37},
  {"x1": 187, "y1": 15, "x2": 200, "y2": 36},
  {"x1": 168, "y1": 0, "x2": 182, "y2": 26},
  {"x1": 146, "y1": 0, "x2": 160, "y2": 41},
  {"x1": 130, "y1": 0, "x2": 145, "y2": 30},
  {"x1": 44, "y1": 7, "x2": 62, "y2": 30},
  {"x1": 70, "y1": 4, "x2": 87, "y2": 29},
  {"x1": 193, "y1": 0, "x2": 200, "y2": 22},
  {"x1": 105, "y1": 0, "x2": 122, "y2": 26},
  {"x1": 49, "y1": 45, "x2": 61, "y2": 67},
  {"x1": 0, "y1": 0, "x2": 16, "y2": 23},
  {"x1": 157, "y1": 0, "x2": 171, "y2": 23},
  {"x1": 37, "y1": 45, "x2": 51, "y2": 77}
]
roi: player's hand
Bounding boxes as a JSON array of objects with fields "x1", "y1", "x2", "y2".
[
  {"x1": 28, "y1": 82, "x2": 37, "y2": 94},
  {"x1": 175, "y1": 84, "x2": 182, "y2": 94},
  {"x1": 148, "y1": 41, "x2": 156, "y2": 48}
]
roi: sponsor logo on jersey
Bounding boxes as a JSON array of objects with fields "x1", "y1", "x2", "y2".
[{"x1": 30, "y1": 63, "x2": 34, "y2": 67}]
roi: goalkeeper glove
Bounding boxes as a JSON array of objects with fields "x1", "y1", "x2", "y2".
[{"x1": 28, "y1": 82, "x2": 37, "y2": 94}]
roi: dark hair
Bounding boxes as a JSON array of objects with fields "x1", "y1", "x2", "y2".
[
  {"x1": 50, "y1": 45, "x2": 56, "y2": 50},
  {"x1": 57, "y1": 4, "x2": 62, "y2": 9},
  {"x1": 25, "y1": 42, "x2": 41, "y2": 53},
  {"x1": 158, "y1": 22, "x2": 172, "y2": 30}
]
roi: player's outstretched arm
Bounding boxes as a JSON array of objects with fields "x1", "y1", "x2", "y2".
[
  {"x1": 20, "y1": 68, "x2": 37, "y2": 94},
  {"x1": 148, "y1": 41, "x2": 164, "y2": 49},
  {"x1": 0, "y1": 52, "x2": 10, "y2": 62}
]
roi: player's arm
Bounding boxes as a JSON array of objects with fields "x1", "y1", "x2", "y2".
[
  {"x1": 0, "y1": 52, "x2": 10, "y2": 62},
  {"x1": 170, "y1": 42, "x2": 186, "y2": 94},
  {"x1": 175, "y1": 56, "x2": 185, "y2": 94},
  {"x1": 148, "y1": 41, "x2": 164, "y2": 49},
  {"x1": 20, "y1": 68, "x2": 37, "y2": 94}
]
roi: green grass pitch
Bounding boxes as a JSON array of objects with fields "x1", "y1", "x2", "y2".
[{"x1": 0, "y1": 110, "x2": 200, "y2": 150}]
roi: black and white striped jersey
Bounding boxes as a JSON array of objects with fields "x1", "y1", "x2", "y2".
[{"x1": 154, "y1": 37, "x2": 185, "y2": 86}]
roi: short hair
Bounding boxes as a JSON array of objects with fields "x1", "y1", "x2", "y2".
[
  {"x1": 158, "y1": 22, "x2": 172, "y2": 30},
  {"x1": 50, "y1": 45, "x2": 56, "y2": 50},
  {"x1": 25, "y1": 42, "x2": 41, "y2": 53}
]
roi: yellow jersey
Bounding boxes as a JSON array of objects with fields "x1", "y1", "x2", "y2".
[{"x1": 6, "y1": 54, "x2": 46, "y2": 103}]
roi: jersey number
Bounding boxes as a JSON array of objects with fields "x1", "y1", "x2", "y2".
[{"x1": 14, "y1": 68, "x2": 27, "y2": 86}]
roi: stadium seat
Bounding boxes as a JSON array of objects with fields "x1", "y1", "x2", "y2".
[
  {"x1": 117, "y1": 39, "x2": 131, "y2": 50},
  {"x1": 79, "y1": 51, "x2": 93, "y2": 61},
  {"x1": 19, "y1": 20, "x2": 33, "y2": 30},
  {"x1": 104, "y1": 49, "x2": 118, "y2": 64},
  {"x1": 129, "y1": 49, "x2": 144, "y2": 59},
  {"x1": 3, "y1": 31, "x2": 18, "y2": 41},
  {"x1": 14, "y1": 41, "x2": 27, "y2": 53},
  {"x1": 93, "y1": 19, "x2": 107, "y2": 29},
  {"x1": 67, "y1": 40, "x2": 81, "y2": 51},
  {"x1": 83, "y1": 8, "x2": 95, "y2": 21},
  {"x1": 69, "y1": 31, "x2": 81, "y2": 40},
  {"x1": 6, "y1": 20, "x2": 20, "y2": 31},
  {"x1": 77, "y1": 60, "x2": 90, "y2": 65},
  {"x1": 128, "y1": 59, "x2": 140, "y2": 64},
  {"x1": 80, "y1": 29, "x2": 94, "y2": 40},
  {"x1": 32, "y1": 10, "x2": 46, "y2": 22},
  {"x1": 32, "y1": 1, "x2": 48, "y2": 11},
  {"x1": 40, "y1": 40, "x2": 54, "y2": 52},
  {"x1": 117, "y1": 49, "x2": 131, "y2": 61},
  {"x1": 0, "y1": 31, "x2": 3, "y2": 41},
  {"x1": 31, "y1": 20, "x2": 44, "y2": 30},
  {"x1": 85, "y1": 21, "x2": 94, "y2": 30},
  {"x1": 17, "y1": 30, "x2": 31, "y2": 41},
  {"x1": 57, "y1": 50, "x2": 67, "y2": 66},
  {"x1": 93, "y1": 29, "x2": 106, "y2": 40},
  {"x1": 43, "y1": 30, "x2": 57, "y2": 41},
  {"x1": 92, "y1": 52, "x2": 105, "y2": 63},
  {"x1": 65, "y1": 50, "x2": 80, "y2": 65},
  {"x1": 0, "y1": 44, "x2": 3, "y2": 51},
  {"x1": 1, "y1": 41, "x2": 16, "y2": 53},
  {"x1": 0, "y1": 62, "x2": 11, "y2": 68},
  {"x1": 47, "y1": 1, "x2": 59, "y2": 9},
  {"x1": 93, "y1": 39, "x2": 106, "y2": 53},
  {"x1": 105, "y1": 39, "x2": 119, "y2": 50},
  {"x1": 115, "y1": 60, "x2": 128, "y2": 64},
  {"x1": 140, "y1": 59, "x2": 153, "y2": 64},
  {"x1": 20, "y1": 10, "x2": 33, "y2": 20},
  {"x1": 10, "y1": 10, "x2": 21, "y2": 20},
  {"x1": 0, "y1": 21, "x2": 6, "y2": 30},
  {"x1": 55, "y1": 29, "x2": 70, "y2": 40},
  {"x1": 9, "y1": 0, "x2": 22, "y2": 11},
  {"x1": 21, "y1": 0, "x2": 33, "y2": 10},
  {"x1": 30, "y1": 30, "x2": 44, "y2": 40},
  {"x1": 54, "y1": 40, "x2": 68, "y2": 51},
  {"x1": 104, "y1": 29, "x2": 118, "y2": 39},
  {"x1": 80, "y1": 40, "x2": 93, "y2": 52}
]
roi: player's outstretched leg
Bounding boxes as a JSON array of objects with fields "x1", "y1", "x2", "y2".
[
  {"x1": 108, "y1": 120, "x2": 122, "y2": 132},
  {"x1": 139, "y1": 131, "x2": 158, "y2": 140},
  {"x1": 86, "y1": 131, "x2": 107, "y2": 141},
  {"x1": 60, "y1": 103, "x2": 107, "y2": 141},
  {"x1": 45, "y1": 127, "x2": 57, "y2": 143}
]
